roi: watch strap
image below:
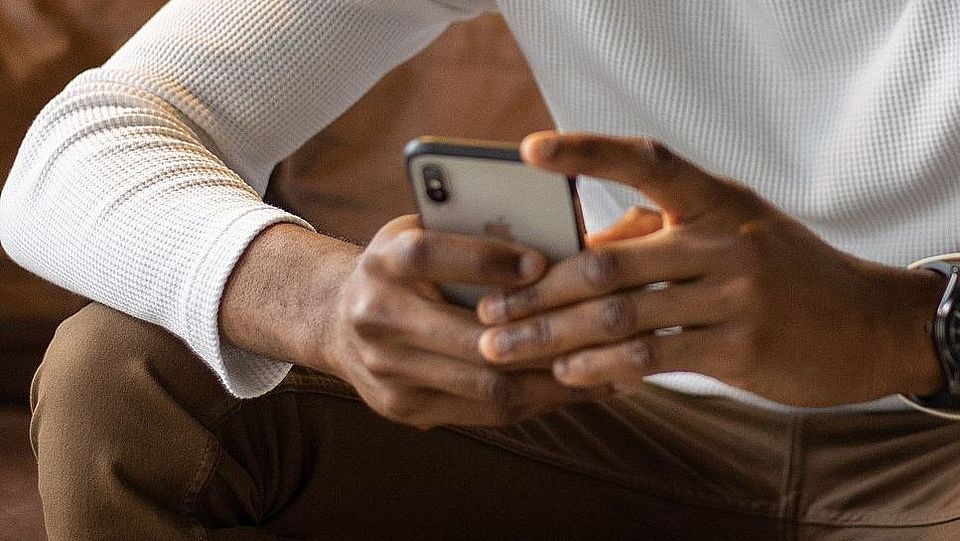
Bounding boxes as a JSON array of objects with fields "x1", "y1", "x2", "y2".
[{"x1": 906, "y1": 258, "x2": 960, "y2": 410}]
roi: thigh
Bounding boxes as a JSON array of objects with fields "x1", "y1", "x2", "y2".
[
  {"x1": 214, "y1": 358, "x2": 960, "y2": 541},
  {"x1": 795, "y1": 410, "x2": 960, "y2": 540},
  {"x1": 31, "y1": 303, "x2": 239, "y2": 540},
  {"x1": 36, "y1": 303, "x2": 787, "y2": 540},
  {"x1": 460, "y1": 386, "x2": 796, "y2": 516},
  {"x1": 213, "y1": 374, "x2": 785, "y2": 541}
]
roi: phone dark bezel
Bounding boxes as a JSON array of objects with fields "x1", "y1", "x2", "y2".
[{"x1": 404, "y1": 137, "x2": 586, "y2": 250}]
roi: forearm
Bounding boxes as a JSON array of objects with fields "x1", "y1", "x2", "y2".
[
  {"x1": 0, "y1": 0, "x2": 483, "y2": 398},
  {"x1": 220, "y1": 223, "x2": 361, "y2": 374}
]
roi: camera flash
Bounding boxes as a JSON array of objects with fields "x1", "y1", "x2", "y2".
[{"x1": 427, "y1": 179, "x2": 442, "y2": 190}]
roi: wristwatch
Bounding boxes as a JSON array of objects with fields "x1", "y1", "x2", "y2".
[{"x1": 913, "y1": 260, "x2": 960, "y2": 408}]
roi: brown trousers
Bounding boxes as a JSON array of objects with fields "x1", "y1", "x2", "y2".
[{"x1": 29, "y1": 304, "x2": 960, "y2": 540}]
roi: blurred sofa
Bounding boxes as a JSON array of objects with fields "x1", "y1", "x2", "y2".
[{"x1": 0, "y1": 3, "x2": 552, "y2": 538}]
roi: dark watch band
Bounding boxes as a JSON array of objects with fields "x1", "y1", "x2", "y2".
[{"x1": 911, "y1": 261, "x2": 960, "y2": 409}]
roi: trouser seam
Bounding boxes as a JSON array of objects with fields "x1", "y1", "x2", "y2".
[
  {"x1": 790, "y1": 512, "x2": 960, "y2": 529},
  {"x1": 277, "y1": 370, "x2": 356, "y2": 398},
  {"x1": 778, "y1": 414, "x2": 805, "y2": 541}
]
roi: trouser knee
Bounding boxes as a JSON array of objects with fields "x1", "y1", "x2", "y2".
[{"x1": 31, "y1": 303, "x2": 236, "y2": 540}]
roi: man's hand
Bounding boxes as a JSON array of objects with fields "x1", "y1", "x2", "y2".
[
  {"x1": 333, "y1": 215, "x2": 604, "y2": 427},
  {"x1": 475, "y1": 131, "x2": 947, "y2": 407},
  {"x1": 222, "y1": 216, "x2": 597, "y2": 429}
]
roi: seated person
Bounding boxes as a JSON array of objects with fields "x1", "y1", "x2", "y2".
[{"x1": 3, "y1": 1, "x2": 960, "y2": 539}]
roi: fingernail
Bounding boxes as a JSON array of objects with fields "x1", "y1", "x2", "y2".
[
  {"x1": 536, "y1": 138, "x2": 560, "y2": 161},
  {"x1": 479, "y1": 331, "x2": 502, "y2": 361},
  {"x1": 480, "y1": 330, "x2": 517, "y2": 361},
  {"x1": 479, "y1": 295, "x2": 506, "y2": 324},
  {"x1": 626, "y1": 341, "x2": 650, "y2": 368},
  {"x1": 519, "y1": 252, "x2": 545, "y2": 281},
  {"x1": 495, "y1": 331, "x2": 516, "y2": 356},
  {"x1": 554, "y1": 359, "x2": 569, "y2": 377}
]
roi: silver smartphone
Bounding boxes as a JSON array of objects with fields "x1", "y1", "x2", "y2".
[{"x1": 405, "y1": 136, "x2": 585, "y2": 307}]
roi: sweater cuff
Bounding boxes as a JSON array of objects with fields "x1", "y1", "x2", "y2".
[
  {"x1": 181, "y1": 204, "x2": 314, "y2": 398},
  {"x1": 898, "y1": 395, "x2": 960, "y2": 421}
]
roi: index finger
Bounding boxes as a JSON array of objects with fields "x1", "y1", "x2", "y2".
[
  {"x1": 521, "y1": 132, "x2": 726, "y2": 224},
  {"x1": 477, "y1": 232, "x2": 710, "y2": 324},
  {"x1": 367, "y1": 216, "x2": 548, "y2": 287}
]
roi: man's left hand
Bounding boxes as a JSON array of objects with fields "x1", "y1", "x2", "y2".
[{"x1": 476, "y1": 131, "x2": 947, "y2": 407}]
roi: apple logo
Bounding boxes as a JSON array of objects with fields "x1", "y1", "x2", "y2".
[{"x1": 483, "y1": 216, "x2": 515, "y2": 242}]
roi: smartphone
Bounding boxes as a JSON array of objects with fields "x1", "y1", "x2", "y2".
[{"x1": 405, "y1": 136, "x2": 585, "y2": 307}]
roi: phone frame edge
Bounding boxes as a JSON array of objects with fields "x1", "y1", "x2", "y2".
[{"x1": 404, "y1": 137, "x2": 586, "y2": 250}]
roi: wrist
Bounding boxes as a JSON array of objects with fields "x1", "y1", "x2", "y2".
[
  {"x1": 220, "y1": 223, "x2": 361, "y2": 373},
  {"x1": 887, "y1": 266, "x2": 946, "y2": 397}
]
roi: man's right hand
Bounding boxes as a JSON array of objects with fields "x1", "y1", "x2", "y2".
[
  {"x1": 331, "y1": 215, "x2": 605, "y2": 428},
  {"x1": 222, "y1": 216, "x2": 597, "y2": 429}
]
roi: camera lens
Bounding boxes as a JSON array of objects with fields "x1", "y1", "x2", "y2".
[{"x1": 422, "y1": 164, "x2": 448, "y2": 203}]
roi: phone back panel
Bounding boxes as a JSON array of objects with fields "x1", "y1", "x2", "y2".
[{"x1": 407, "y1": 141, "x2": 582, "y2": 306}]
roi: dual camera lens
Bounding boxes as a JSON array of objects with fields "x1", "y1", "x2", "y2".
[{"x1": 422, "y1": 164, "x2": 448, "y2": 203}]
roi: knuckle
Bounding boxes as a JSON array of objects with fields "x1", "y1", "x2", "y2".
[
  {"x1": 413, "y1": 420, "x2": 440, "y2": 431},
  {"x1": 359, "y1": 353, "x2": 393, "y2": 376},
  {"x1": 577, "y1": 138, "x2": 606, "y2": 161},
  {"x1": 732, "y1": 219, "x2": 773, "y2": 258},
  {"x1": 533, "y1": 317, "x2": 554, "y2": 346},
  {"x1": 488, "y1": 381, "x2": 525, "y2": 426},
  {"x1": 390, "y1": 229, "x2": 429, "y2": 275},
  {"x1": 582, "y1": 250, "x2": 620, "y2": 293},
  {"x1": 474, "y1": 247, "x2": 520, "y2": 280},
  {"x1": 727, "y1": 270, "x2": 773, "y2": 315},
  {"x1": 701, "y1": 285, "x2": 732, "y2": 318},
  {"x1": 623, "y1": 338, "x2": 652, "y2": 371},
  {"x1": 501, "y1": 319, "x2": 553, "y2": 354},
  {"x1": 359, "y1": 249, "x2": 387, "y2": 276},
  {"x1": 459, "y1": 327, "x2": 485, "y2": 358},
  {"x1": 377, "y1": 387, "x2": 418, "y2": 422},
  {"x1": 598, "y1": 295, "x2": 636, "y2": 337},
  {"x1": 475, "y1": 371, "x2": 513, "y2": 405},
  {"x1": 672, "y1": 229, "x2": 705, "y2": 255},
  {"x1": 348, "y1": 290, "x2": 392, "y2": 338},
  {"x1": 504, "y1": 286, "x2": 540, "y2": 318},
  {"x1": 726, "y1": 275, "x2": 759, "y2": 302},
  {"x1": 368, "y1": 220, "x2": 404, "y2": 248},
  {"x1": 636, "y1": 139, "x2": 678, "y2": 170},
  {"x1": 658, "y1": 230, "x2": 685, "y2": 252}
]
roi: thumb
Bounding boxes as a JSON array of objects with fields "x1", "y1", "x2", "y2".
[
  {"x1": 586, "y1": 206, "x2": 663, "y2": 247},
  {"x1": 521, "y1": 131, "x2": 728, "y2": 224}
]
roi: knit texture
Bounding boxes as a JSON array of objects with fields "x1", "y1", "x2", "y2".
[{"x1": 2, "y1": 1, "x2": 959, "y2": 408}]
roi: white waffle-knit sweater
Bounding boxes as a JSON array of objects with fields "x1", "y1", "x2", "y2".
[{"x1": 2, "y1": 1, "x2": 960, "y2": 411}]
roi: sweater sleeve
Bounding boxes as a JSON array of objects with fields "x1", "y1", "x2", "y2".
[{"x1": 0, "y1": 0, "x2": 495, "y2": 398}]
